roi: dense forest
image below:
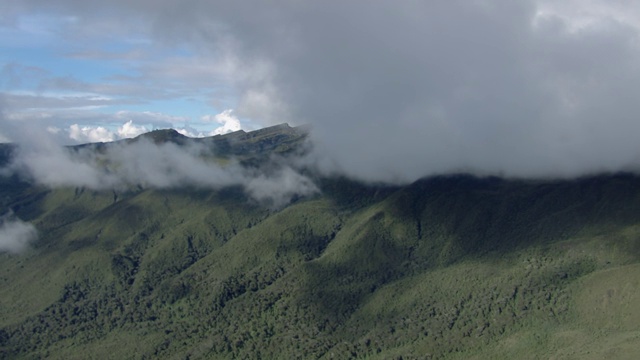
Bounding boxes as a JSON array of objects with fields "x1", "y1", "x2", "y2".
[{"x1": 1, "y1": 125, "x2": 639, "y2": 359}]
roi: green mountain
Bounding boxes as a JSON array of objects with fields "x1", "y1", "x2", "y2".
[{"x1": 1, "y1": 125, "x2": 640, "y2": 359}]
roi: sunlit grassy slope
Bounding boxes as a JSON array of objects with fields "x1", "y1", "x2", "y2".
[{"x1": 1, "y1": 128, "x2": 640, "y2": 359}]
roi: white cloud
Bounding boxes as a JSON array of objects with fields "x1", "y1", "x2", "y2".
[
  {"x1": 68, "y1": 120, "x2": 149, "y2": 143},
  {"x1": 0, "y1": 213, "x2": 38, "y2": 254},
  {"x1": 46, "y1": 126, "x2": 61, "y2": 134},
  {"x1": 67, "y1": 120, "x2": 149, "y2": 144},
  {"x1": 69, "y1": 124, "x2": 115, "y2": 143},
  {"x1": 245, "y1": 166, "x2": 319, "y2": 208},
  {"x1": 3, "y1": 137, "x2": 317, "y2": 207},
  {"x1": 175, "y1": 110, "x2": 244, "y2": 137},
  {"x1": 11, "y1": 144, "x2": 106, "y2": 188},
  {"x1": 116, "y1": 120, "x2": 148, "y2": 138},
  {"x1": 174, "y1": 126, "x2": 200, "y2": 138},
  {"x1": 201, "y1": 109, "x2": 241, "y2": 135}
]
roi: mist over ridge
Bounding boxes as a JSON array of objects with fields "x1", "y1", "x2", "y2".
[
  {"x1": 0, "y1": 124, "x2": 319, "y2": 209},
  {"x1": 3, "y1": 2, "x2": 640, "y2": 358},
  {"x1": 4, "y1": 1, "x2": 640, "y2": 183}
]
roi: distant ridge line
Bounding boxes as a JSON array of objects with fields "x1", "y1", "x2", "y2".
[{"x1": 133, "y1": 123, "x2": 308, "y2": 143}]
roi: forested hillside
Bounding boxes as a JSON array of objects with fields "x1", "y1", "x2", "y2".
[{"x1": 1, "y1": 126, "x2": 640, "y2": 359}]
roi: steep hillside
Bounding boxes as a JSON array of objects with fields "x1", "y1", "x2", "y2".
[{"x1": 1, "y1": 127, "x2": 640, "y2": 359}]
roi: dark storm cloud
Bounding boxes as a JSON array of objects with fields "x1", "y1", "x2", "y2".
[{"x1": 5, "y1": 0, "x2": 640, "y2": 182}]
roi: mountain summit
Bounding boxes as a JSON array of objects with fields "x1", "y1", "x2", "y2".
[{"x1": 127, "y1": 123, "x2": 309, "y2": 158}]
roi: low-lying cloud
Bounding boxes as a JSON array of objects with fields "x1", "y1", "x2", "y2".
[
  {"x1": 245, "y1": 166, "x2": 318, "y2": 209},
  {"x1": 0, "y1": 212, "x2": 38, "y2": 254},
  {"x1": 0, "y1": 97, "x2": 317, "y2": 208},
  {"x1": 3, "y1": 136, "x2": 318, "y2": 208}
]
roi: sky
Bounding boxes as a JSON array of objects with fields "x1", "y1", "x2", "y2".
[{"x1": 2, "y1": 0, "x2": 640, "y2": 183}]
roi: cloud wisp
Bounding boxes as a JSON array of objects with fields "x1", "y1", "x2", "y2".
[
  {"x1": 2, "y1": 136, "x2": 318, "y2": 208},
  {"x1": 0, "y1": 211, "x2": 38, "y2": 254}
]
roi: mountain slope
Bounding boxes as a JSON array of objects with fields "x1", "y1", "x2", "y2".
[{"x1": 1, "y1": 127, "x2": 640, "y2": 359}]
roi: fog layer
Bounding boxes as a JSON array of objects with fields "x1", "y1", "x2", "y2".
[{"x1": 6, "y1": 1, "x2": 640, "y2": 181}]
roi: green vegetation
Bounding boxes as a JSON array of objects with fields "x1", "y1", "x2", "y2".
[{"x1": 1, "y1": 128, "x2": 640, "y2": 359}]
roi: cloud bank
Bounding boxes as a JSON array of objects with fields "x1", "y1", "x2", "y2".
[
  {"x1": 0, "y1": 212, "x2": 38, "y2": 254},
  {"x1": 3, "y1": 136, "x2": 318, "y2": 208},
  {"x1": 1, "y1": 99, "x2": 316, "y2": 208},
  {"x1": 5, "y1": 1, "x2": 640, "y2": 182},
  {"x1": 191, "y1": 0, "x2": 640, "y2": 182}
]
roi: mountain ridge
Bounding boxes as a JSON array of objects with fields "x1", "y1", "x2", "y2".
[{"x1": 0, "y1": 124, "x2": 640, "y2": 359}]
